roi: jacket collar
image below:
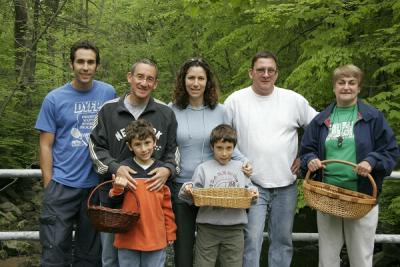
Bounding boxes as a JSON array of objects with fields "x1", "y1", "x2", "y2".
[
  {"x1": 116, "y1": 92, "x2": 157, "y2": 115},
  {"x1": 315, "y1": 99, "x2": 374, "y2": 128}
]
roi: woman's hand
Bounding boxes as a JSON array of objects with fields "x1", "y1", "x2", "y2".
[
  {"x1": 307, "y1": 158, "x2": 324, "y2": 172},
  {"x1": 249, "y1": 189, "x2": 259, "y2": 200},
  {"x1": 242, "y1": 161, "x2": 253, "y2": 177},
  {"x1": 354, "y1": 161, "x2": 372, "y2": 177}
]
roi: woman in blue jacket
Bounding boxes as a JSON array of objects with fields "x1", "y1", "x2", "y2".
[{"x1": 300, "y1": 64, "x2": 399, "y2": 267}]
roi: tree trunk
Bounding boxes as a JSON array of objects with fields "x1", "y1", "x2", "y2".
[
  {"x1": 13, "y1": 0, "x2": 28, "y2": 78},
  {"x1": 44, "y1": 0, "x2": 60, "y2": 84}
]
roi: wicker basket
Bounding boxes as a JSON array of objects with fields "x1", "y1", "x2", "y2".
[
  {"x1": 303, "y1": 159, "x2": 377, "y2": 219},
  {"x1": 87, "y1": 180, "x2": 140, "y2": 233},
  {"x1": 192, "y1": 187, "x2": 253, "y2": 209}
]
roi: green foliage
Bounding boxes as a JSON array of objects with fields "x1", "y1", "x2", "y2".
[
  {"x1": 0, "y1": 1, "x2": 399, "y2": 260},
  {"x1": 378, "y1": 180, "x2": 400, "y2": 232},
  {"x1": 296, "y1": 181, "x2": 307, "y2": 213},
  {"x1": 367, "y1": 87, "x2": 400, "y2": 139},
  {"x1": 0, "y1": 0, "x2": 399, "y2": 173}
]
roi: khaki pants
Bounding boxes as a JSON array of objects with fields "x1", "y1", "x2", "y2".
[
  {"x1": 317, "y1": 205, "x2": 379, "y2": 267},
  {"x1": 194, "y1": 224, "x2": 244, "y2": 267}
]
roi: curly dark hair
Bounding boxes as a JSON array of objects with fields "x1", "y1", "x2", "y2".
[
  {"x1": 125, "y1": 119, "x2": 156, "y2": 144},
  {"x1": 172, "y1": 58, "x2": 219, "y2": 109}
]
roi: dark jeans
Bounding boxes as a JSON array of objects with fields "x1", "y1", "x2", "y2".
[
  {"x1": 170, "y1": 181, "x2": 198, "y2": 267},
  {"x1": 39, "y1": 180, "x2": 101, "y2": 267}
]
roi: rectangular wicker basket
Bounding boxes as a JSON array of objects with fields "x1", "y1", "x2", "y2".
[{"x1": 192, "y1": 187, "x2": 253, "y2": 209}]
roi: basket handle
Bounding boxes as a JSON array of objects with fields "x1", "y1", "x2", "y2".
[
  {"x1": 305, "y1": 159, "x2": 377, "y2": 198},
  {"x1": 87, "y1": 180, "x2": 140, "y2": 210}
]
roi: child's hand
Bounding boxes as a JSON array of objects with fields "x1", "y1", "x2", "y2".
[
  {"x1": 114, "y1": 175, "x2": 127, "y2": 189},
  {"x1": 242, "y1": 161, "x2": 253, "y2": 177},
  {"x1": 184, "y1": 184, "x2": 193, "y2": 195},
  {"x1": 113, "y1": 174, "x2": 136, "y2": 191}
]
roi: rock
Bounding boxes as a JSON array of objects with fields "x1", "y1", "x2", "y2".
[
  {"x1": 0, "y1": 195, "x2": 9, "y2": 204},
  {"x1": 0, "y1": 212, "x2": 18, "y2": 223},
  {"x1": 22, "y1": 212, "x2": 39, "y2": 231},
  {"x1": 0, "y1": 211, "x2": 12, "y2": 227},
  {"x1": 21, "y1": 191, "x2": 35, "y2": 202},
  {"x1": 19, "y1": 203, "x2": 35, "y2": 213},
  {"x1": 2, "y1": 240, "x2": 32, "y2": 256},
  {"x1": 4, "y1": 187, "x2": 21, "y2": 204},
  {"x1": 30, "y1": 193, "x2": 42, "y2": 207},
  {"x1": 0, "y1": 201, "x2": 23, "y2": 216},
  {"x1": 0, "y1": 249, "x2": 7, "y2": 259},
  {"x1": 0, "y1": 211, "x2": 18, "y2": 223},
  {"x1": 16, "y1": 220, "x2": 27, "y2": 230},
  {"x1": 32, "y1": 183, "x2": 42, "y2": 193}
]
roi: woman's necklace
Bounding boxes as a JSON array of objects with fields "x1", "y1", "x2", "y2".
[{"x1": 331, "y1": 105, "x2": 356, "y2": 148}]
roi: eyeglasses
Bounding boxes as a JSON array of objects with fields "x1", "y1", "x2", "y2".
[
  {"x1": 255, "y1": 67, "x2": 277, "y2": 76},
  {"x1": 133, "y1": 74, "x2": 156, "y2": 84}
]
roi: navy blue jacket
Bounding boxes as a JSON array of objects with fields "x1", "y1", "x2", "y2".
[{"x1": 300, "y1": 100, "x2": 399, "y2": 197}]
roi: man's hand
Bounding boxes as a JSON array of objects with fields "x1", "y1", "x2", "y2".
[
  {"x1": 242, "y1": 161, "x2": 253, "y2": 177},
  {"x1": 39, "y1": 132, "x2": 55, "y2": 188},
  {"x1": 354, "y1": 161, "x2": 372, "y2": 177},
  {"x1": 145, "y1": 167, "x2": 171, "y2": 191},
  {"x1": 307, "y1": 158, "x2": 324, "y2": 172},
  {"x1": 290, "y1": 158, "x2": 301, "y2": 175},
  {"x1": 116, "y1": 165, "x2": 137, "y2": 189}
]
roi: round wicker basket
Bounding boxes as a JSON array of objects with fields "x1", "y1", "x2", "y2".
[
  {"x1": 192, "y1": 187, "x2": 253, "y2": 209},
  {"x1": 87, "y1": 180, "x2": 140, "y2": 233},
  {"x1": 303, "y1": 159, "x2": 377, "y2": 219}
]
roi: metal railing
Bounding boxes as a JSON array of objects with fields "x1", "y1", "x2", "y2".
[{"x1": 1, "y1": 169, "x2": 400, "y2": 243}]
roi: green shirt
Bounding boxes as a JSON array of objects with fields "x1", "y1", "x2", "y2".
[{"x1": 324, "y1": 104, "x2": 358, "y2": 190}]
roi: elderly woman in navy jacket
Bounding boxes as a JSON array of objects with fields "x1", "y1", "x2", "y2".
[{"x1": 300, "y1": 64, "x2": 399, "y2": 267}]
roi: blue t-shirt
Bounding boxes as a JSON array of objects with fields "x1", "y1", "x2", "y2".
[{"x1": 35, "y1": 80, "x2": 116, "y2": 188}]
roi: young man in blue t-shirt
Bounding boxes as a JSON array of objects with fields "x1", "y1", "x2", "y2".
[{"x1": 35, "y1": 40, "x2": 116, "y2": 267}]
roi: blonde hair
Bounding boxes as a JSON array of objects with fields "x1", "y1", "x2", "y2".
[{"x1": 332, "y1": 64, "x2": 363, "y2": 86}]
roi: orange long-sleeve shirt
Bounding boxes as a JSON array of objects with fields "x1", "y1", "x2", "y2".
[{"x1": 113, "y1": 179, "x2": 176, "y2": 251}]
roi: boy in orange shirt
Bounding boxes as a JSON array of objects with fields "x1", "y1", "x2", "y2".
[{"x1": 109, "y1": 119, "x2": 176, "y2": 267}]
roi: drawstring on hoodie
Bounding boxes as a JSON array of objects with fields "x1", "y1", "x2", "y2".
[{"x1": 185, "y1": 105, "x2": 206, "y2": 163}]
